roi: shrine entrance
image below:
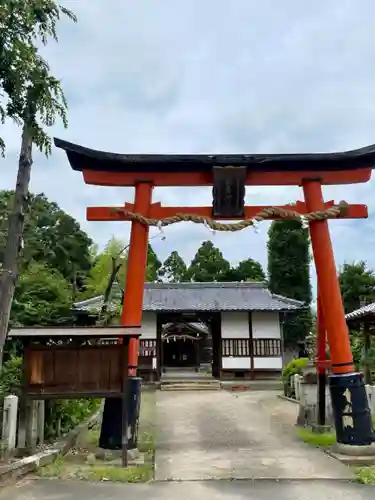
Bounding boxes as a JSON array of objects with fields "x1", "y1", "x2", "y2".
[
  {"x1": 55, "y1": 137, "x2": 375, "y2": 449},
  {"x1": 162, "y1": 322, "x2": 204, "y2": 370},
  {"x1": 162, "y1": 336, "x2": 197, "y2": 369},
  {"x1": 157, "y1": 312, "x2": 221, "y2": 377}
]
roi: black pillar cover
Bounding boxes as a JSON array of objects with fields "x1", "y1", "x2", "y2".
[
  {"x1": 330, "y1": 372, "x2": 374, "y2": 445},
  {"x1": 99, "y1": 377, "x2": 142, "y2": 450}
]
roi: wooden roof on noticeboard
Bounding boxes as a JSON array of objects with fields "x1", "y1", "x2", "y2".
[
  {"x1": 54, "y1": 138, "x2": 375, "y2": 174},
  {"x1": 8, "y1": 326, "x2": 142, "y2": 338}
]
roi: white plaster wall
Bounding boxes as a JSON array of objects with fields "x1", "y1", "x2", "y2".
[
  {"x1": 253, "y1": 357, "x2": 282, "y2": 370},
  {"x1": 222, "y1": 357, "x2": 251, "y2": 370},
  {"x1": 141, "y1": 312, "x2": 157, "y2": 339},
  {"x1": 221, "y1": 312, "x2": 249, "y2": 339},
  {"x1": 252, "y1": 312, "x2": 280, "y2": 339}
]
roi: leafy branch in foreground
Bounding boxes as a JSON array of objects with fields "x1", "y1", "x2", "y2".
[
  {"x1": 0, "y1": 1, "x2": 77, "y2": 364},
  {"x1": 0, "y1": 1, "x2": 77, "y2": 155}
]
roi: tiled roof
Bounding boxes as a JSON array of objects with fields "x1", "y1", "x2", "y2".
[
  {"x1": 345, "y1": 302, "x2": 375, "y2": 321},
  {"x1": 74, "y1": 282, "x2": 304, "y2": 313}
]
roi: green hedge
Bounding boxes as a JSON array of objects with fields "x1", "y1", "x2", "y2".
[
  {"x1": 282, "y1": 357, "x2": 309, "y2": 398},
  {"x1": 0, "y1": 356, "x2": 101, "y2": 440},
  {"x1": 44, "y1": 398, "x2": 101, "y2": 439}
]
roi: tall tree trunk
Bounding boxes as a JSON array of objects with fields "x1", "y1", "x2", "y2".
[
  {"x1": 100, "y1": 259, "x2": 122, "y2": 320},
  {"x1": 99, "y1": 243, "x2": 129, "y2": 323},
  {"x1": 0, "y1": 124, "x2": 33, "y2": 367}
]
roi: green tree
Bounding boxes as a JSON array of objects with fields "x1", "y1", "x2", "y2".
[
  {"x1": 187, "y1": 241, "x2": 230, "y2": 282},
  {"x1": 0, "y1": 191, "x2": 92, "y2": 286},
  {"x1": 267, "y1": 219, "x2": 312, "y2": 345},
  {"x1": 146, "y1": 243, "x2": 162, "y2": 282},
  {"x1": 11, "y1": 262, "x2": 72, "y2": 327},
  {"x1": 0, "y1": 2, "x2": 77, "y2": 357},
  {"x1": 222, "y1": 258, "x2": 265, "y2": 282},
  {"x1": 81, "y1": 237, "x2": 128, "y2": 299},
  {"x1": 339, "y1": 261, "x2": 375, "y2": 314},
  {"x1": 158, "y1": 251, "x2": 188, "y2": 282}
]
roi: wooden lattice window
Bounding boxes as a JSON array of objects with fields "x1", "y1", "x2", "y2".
[
  {"x1": 140, "y1": 339, "x2": 157, "y2": 357},
  {"x1": 221, "y1": 339, "x2": 250, "y2": 357},
  {"x1": 252, "y1": 339, "x2": 281, "y2": 357}
]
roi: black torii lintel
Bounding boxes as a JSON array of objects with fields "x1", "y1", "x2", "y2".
[{"x1": 54, "y1": 138, "x2": 375, "y2": 174}]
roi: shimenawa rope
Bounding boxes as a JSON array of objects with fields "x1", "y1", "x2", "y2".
[{"x1": 110, "y1": 201, "x2": 348, "y2": 233}]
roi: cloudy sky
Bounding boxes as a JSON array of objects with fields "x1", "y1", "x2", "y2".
[{"x1": 2, "y1": 0, "x2": 375, "y2": 289}]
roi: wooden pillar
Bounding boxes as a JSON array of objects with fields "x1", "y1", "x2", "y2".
[
  {"x1": 317, "y1": 294, "x2": 326, "y2": 425},
  {"x1": 248, "y1": 313, "x2": 255, "y2": 380},
  {"x1": 364, "y1": 323, "x2": 372, "y2": 385},
  {"x1": 302, "y1": 180, "x2": 353, "y2": 374},
  {"x1": 122, "y1": 182, "x2": 153, "y2": 375},
  {"x1": 195, "y1": 339, "x2": 200, "y2": 372}
]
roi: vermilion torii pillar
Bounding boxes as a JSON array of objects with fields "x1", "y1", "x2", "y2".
[
  {"x1": 121, "y1": 182, "x2": 153, "y2": 376},
  {"x1": 55, "y1": 137, "x2": 375, "y2": 448},
  {"x1": 303, "y1": 180, "x2": 373, "y2": 446},
  {"x1": 303, "y1": 181, "x2": 354, "y2": 374}
]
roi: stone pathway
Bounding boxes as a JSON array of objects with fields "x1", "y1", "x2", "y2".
[
  {"x1": 2, "y1": 478, "x2": 375, "y2": 500},
  {"x1": 154, "y1": 390, "x2": 353, "y2": 481},
  {"x1": 2, "y1": 389, "x2": 364, "y2": 499}
]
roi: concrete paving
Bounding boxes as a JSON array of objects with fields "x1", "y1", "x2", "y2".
[
  {"x1": 2, "y1": 478, "x2": 375, "y2": 500},
  {"x1": 155, "y1": 390, "x2": 353, "y2": 481},
  {"x1": 1, "y1": 390, "x2": 363, "y2": 499}
]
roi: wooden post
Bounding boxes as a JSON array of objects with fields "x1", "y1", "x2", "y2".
[
  {"x1": 195, "y1": 339, "x2": 200, "y2": 372},
  {"x1": 364, "y1": 324, "x2": 372, "y2": 385},
  {"x1": 17, "y1": 396, "x2": 27, "y2": 451},
  {"x1": 317, "y1": 294, "x2": 326, "y2": 426},
  {"x1": 360, "y1": 297, "x2": 372, "y2": 385},
  {"x1": 2, "y1": 395, "x2": 18, "y2": 455},
  {"x1": 37, "y1": 400, "x2": 45, "y2": 445},
  {"x1": 26, "y1": 400, "x2": 38, "y2": 452},
  {"x1": 121, "y1": 182, "x2": 153, "y2": 375},
  {"x1": 121, "y1": 337, "x2": 129, "y2": 467}
]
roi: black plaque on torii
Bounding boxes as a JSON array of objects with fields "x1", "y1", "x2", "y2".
[{"x1": 212, "y1": 165, "x2": 246, "y2": 218}]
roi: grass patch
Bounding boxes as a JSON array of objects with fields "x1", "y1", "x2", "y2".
[
  {"x1": 296, "y1": 427, "x2": 336, "y2": 448},
  {"x1": 76, "y1": 463, "x2": 153, "y2": 483},
  {"x1": 86, "y1": 427, "x2": 100, "y2": 446},
  {"x1": 355, "y1": 466, "x2": 375, "y2": 484},
  {"x1": 296, "y1": 416, "x2": 375, "y2": 450},
  {"x1": 138, "y1": 431, "x2": 156, "y2": 453},
  {"x1": 36, "y1": 389, "x2": 157, "y2": 483},
  {"x1": 294, "y1": 417, "x2": 375, "y2": 484},
  {"x1": 36, "y1": 456, "x2": 66, "y2": 478},
  {"x1": 36, "y1": 456, "x2": 153, "y2": 483}
]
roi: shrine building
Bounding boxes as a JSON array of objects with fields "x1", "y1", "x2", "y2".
[{"x1": 73, "y1": 281, "x2": 304, "y2": 381}]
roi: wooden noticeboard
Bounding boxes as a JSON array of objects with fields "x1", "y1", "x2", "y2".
[{"x1": 25, "y1": 343, "x2": 126, "y2": 399}]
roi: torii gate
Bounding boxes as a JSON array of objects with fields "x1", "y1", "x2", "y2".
[{"x1": 55, "y1": 138, "x2": 375, "y2": 448}]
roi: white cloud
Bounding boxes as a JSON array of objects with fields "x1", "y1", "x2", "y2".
[{"x1": 2, "y1": 0, "x2": 375, "y2": 294}]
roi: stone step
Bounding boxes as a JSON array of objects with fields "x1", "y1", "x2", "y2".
[
  {"x1": 161, "y1": 378, "x2": 217, "y2": 385},
  {"x1": 160, "y1": 381, "x2": 221, "y2": 391}
]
